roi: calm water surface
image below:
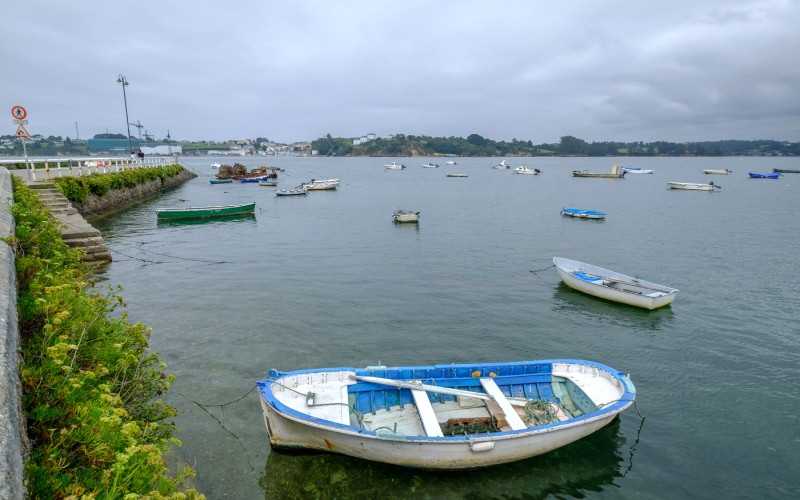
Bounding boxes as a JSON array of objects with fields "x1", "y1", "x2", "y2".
[{"x1": 92, "y1": 156, "x2": 800, "y2": 499}]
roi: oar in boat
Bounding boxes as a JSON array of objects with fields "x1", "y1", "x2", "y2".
[
  {"x1": 351, "y1": 375, "x2": 527, "y2": 406},
  {"x1": 584, "y1": 274, "x2": 670, "y2": 293}
]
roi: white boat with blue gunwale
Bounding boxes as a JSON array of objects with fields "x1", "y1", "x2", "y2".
[
  {"x1": 553, "y1": 257, "x2": 678, "y2": 310},
  {"x1": 561, "y1": 208, "x2": 606, "y2": 219},
  {"x1": 257, "y1": 358, "x2": 635, "y2": 469},
  {"x1": 620, "y1": 167, "x2": 654, "y2": 174},
  {"x1": 421, "y1": 162, "x2": 439, "y2": 168},
  {"x1": 667, "y1": 181, "x2": 720, "y2": 191}
]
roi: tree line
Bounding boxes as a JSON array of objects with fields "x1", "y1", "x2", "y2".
[{"x1": 312, "y1": 133, "x2": 800, "y2": 157}]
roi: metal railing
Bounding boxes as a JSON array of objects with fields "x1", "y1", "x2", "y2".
[{"x1": 0, "y1": 156, "x2": 179, "y2": 182}]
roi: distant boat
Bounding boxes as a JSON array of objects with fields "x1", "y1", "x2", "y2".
[
  {"x1": 704, "y1": 169, "x2": 731, "y2": 175},
  {"x1": 445, "y1": 160, "x2": 457, "y2": 165},
  {"x1": 667, "y1": 181, "x2": 720, "y2": 191},
  {"x1": 513, "y1": 166, "x2": 540, "y2": 175},
  {"x1": 156, "y1": 202, "x2": 255, "y2": 221},
  {"x1": 392, "y1": 209, "x2": 420, "y2": 223},
  {"x1": 572, "y1": 164, "x2": 625, "y2": 178},
  {"x1": 773, "y1": 168, "x2": 800, "y2": 173},
  {"x1": 561, "y1": 208, "x2": 606, "y2": 219},
  {"x1": 303, "y1": 178, "x2": 340, "y2": 190},
  {"x1": 209, "y1": 178, "x2": 233, "y2": 184},
  {"x1": 276, "y1": 185, "x2": 308, "y2": 196},
  {"x1": 385, "y1": 161, "x2": 406, "y2": 169},
  {"x1": 491, "y1": 160, "x2": 510, "y2": 169},
  {"x1": 553, "y1": 257, "x2": 678, "y2": 310},
  {"x1": 748, "y1": 172, "x2": 781, "y2": 179},
  {"x1": 421, "y1": 162, "x2": 439, "y2": 168},
  {"x1": 621, "y1": 167, "x2": 654, "y2": 174},
  {"x1": 210, "y1": 162, "x2": 221, "y2": 169},
  {"x1": 446, "y1": 172, "x2": 468, "y2": 177},
  {"x1": 258, "y1": 179, "x2": 278, "y2": 186}
]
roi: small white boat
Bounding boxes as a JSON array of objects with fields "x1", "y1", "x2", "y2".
[
  {"x1": 257, "y1": 358, "x2": 636, "y2": 469},
  {"x1": 392, "y1": 209, "x2": 420, "y2": 223},
  {"x1": 210, "y1": 162, "x2": 221, "y2": 169},
  {"x1": 446, "y1": 172, "x2": 468, "y2": 177},
  {"x1": 445, "y1": 160, "x2": 457, "y2": 165},
  {"x1": 421, "y1": 162, "x2": 439, "y2": 168},
  {"x1": 513, "y1": 166, "x2": 540, "y2": 175},
  {"x1": 302, "y1": 178, "x2": 340, "y2": 190},
  {"x1": 276, "y1": 186, "x2": 308, "y2": 196},
  {"x1": 572, "y1": 164, "x2": 625, "y2": 178},
  {"x1": 491, "y1": 160, "x2": 510, "y2": 169},
  {"x1": 561, "y1": 208, "x2": 606, "y2": 219},
  {"x1": 553, "y1": 257, "x2": 678, "y2": 310},
  {"x1": 703, "y1": 169, "x2": 731, "y2": 175},
  {"x1": 258, "y1": 179, "x2": 278, "y2": 186},
  {"x1": 621, "y1": 167, "x2": 654, "y2": 174},
  {"x1": 385, "y1": 161, "x2": 406, "y2": 169},
  {"x1": 667, "y1": 181, "x2": 720, "y2": 191}
]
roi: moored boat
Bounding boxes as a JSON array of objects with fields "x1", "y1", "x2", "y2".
[
  {"x1": 392, "y1": 209, "x2": 420, "y2": 223},
  {"x1": 302, "y1": 178, "x2": 340, "y2": 190},
  {"x1": 156, "y1": 202, "x2": 256, "y2": 221},
  {"x1": 513, "y1": 166, "x2": 541, "y2": 175},
  {"x1": 667, "y1": 181, "x2": 720, "y2": 191},
  {"x1": 257, "y1": 358, "x2": 635, "y2": 469},
  {"x1": 491, "y1": 160, "x2": 510, "y2": 169},
  {"x1": 703, "y1": 169, "x2": 731, "y2": 175},
  {"x1": 748, "y1": 171, "x2": 781, "y2": 179},
  {"x1": 276, "y1": 185, "x2": 308, "y2": 196},
  {"x1": 385, "y1": 161, "x2": 406, "y2": 169},
  {"x1": 561, "y1": 208, "x2": 606, "y2": 219},
  {"x1": 553, "y1": 257, "x2": 678, "y2": 309},
  {"x1": 621, "y1": 167, "x2": 654, "y2": 174},
  {"x1": 258, "y1": 179, "x2": 278, "y2": 186},
  {"x1": 773, "y1": 168, "x2": 800, "y2": 173},
  {"x1": 446, "y1": 172, "x2": 468, "y2": 177},
  {"x1": 572, "y1": 164, "x2": 625, "y2": 178},
  {"x1": 209, "y1": 178, "x2": 233, "y2": 184},
  {"x1": 421, "y1": 162, "x2": 439, "y2": 168}
]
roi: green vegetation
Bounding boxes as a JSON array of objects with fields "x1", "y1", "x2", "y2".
[
  {"x1": 312, "y1": 133, "x2": 800, "y2": 157},
  {"x1": 54, "y1": 165, "x2": 186, "y2": 203},
  {"x1": 6, "y1": 179, "x2": 202, "y2": 499}
]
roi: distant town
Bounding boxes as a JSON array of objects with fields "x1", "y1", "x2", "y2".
[{"x1": 1, "y1": 132, "x2": 798, "y2": 158}]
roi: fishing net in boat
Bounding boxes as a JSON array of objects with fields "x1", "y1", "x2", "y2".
[
  {"x1": 441, "y1": 417, "x2": 498, "y2": 436},
  {"x1": 524, "y1": 399, "x2": 563, "y2": 426}
]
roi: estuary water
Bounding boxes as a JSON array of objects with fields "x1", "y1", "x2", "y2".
[{"x1": 92, "y1": 155, "x2": 800, "y2": 499}]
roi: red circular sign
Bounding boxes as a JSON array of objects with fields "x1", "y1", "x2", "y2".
[{"x1": 11, "y1": 106, "x2": 27, "y2": 120}]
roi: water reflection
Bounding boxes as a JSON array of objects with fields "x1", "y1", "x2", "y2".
[
  {"x1": 260, "y1": 419, "x2": 626, "y2": 499},
  {"x1": 155, "y1": 213, "x2": 257, "y2": 227},
  {"x1": 552, "y1": 282, "x2": 675, "y2": 331}
]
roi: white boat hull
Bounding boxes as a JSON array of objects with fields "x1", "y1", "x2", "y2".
[
  {"x1": 393, "y1": 213, "x2": 420, "y2": 223},
  {"x1": 554, "y1": 257, "x2": 678, "y2": 310},
  {"x1": 667, "y1": 182, "x2": 716, "y2": 191},
  {"x1": 703, "y1": 169, "x2": 730, "y2": 175},
  {"x1": 258, "y1": 360, "x2": 635, "y2": 469},
  {"x1": 621, "y1": 168, "x2": 653, "y2": 174}
]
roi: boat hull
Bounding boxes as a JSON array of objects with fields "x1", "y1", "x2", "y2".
[
  {"x1": 667, "y1": 182, "x2": 716, "y2": 191},
  {"x1": 156, "y1": 203, "x2": 255, "y2": 220},
  {"x1": 773, "y1": 168, "x2": 800, "y2": 173},
  {"x1": 553, "y1": 257, "x2": 678, "y2": 310},
  {"x1": 393, "y1": 212, "x2": 420, "y2": 223},
  {"x1": 258, "y1": 360, "x2": 635, "y2": 469},
  {"x1": 703, "y1": 169, "x2": 730, "y2": 175},
  {"x1": 748, "y1": 172, "x2": 780, "y2": 179},
  {"x1": 561, "y1": 208, "x2": 605, "y2": 219}
]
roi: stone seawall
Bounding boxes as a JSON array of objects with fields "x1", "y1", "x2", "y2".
[
  {"x1": 72, "y1": 168, "x2": 197, "y2": 217},
  {"x1": 0, "y1": 168, "x2": 25, "y2": 500}
]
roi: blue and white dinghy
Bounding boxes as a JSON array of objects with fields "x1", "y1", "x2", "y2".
[
  {"x1": 554, "y1": 257, "x2": 678, "y2": 310},
  {"x1": 257, "y1": 359, "x2": 635, "y2": 469}
]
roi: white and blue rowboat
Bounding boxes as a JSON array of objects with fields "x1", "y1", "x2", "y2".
[
  {"x1": 553, "y1": 257, "x2": 678, "y2": 310},
  {"x1": 561, "y1": 208, "x2": 606, "y2": 219},
  {"x1": 257, "y1": 358, "x2": 635, "y2": 469},
  {"x1": 621, "y1": 167, "x2": 654, "y2": 174}
]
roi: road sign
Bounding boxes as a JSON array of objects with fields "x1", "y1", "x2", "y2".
[
  {"x1": 13, "y1": 119, "x2": 28, "y2": 124},
  {"x1": 11, "y1": 106, "x2": 27, "y2": 120},
  {"x1": 14, "y1": 124, "x2": 30, "y2": 138}
]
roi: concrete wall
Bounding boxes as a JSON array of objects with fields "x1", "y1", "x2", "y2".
[{"x1": 0, "y1": 167, "x2": 25, "y2": 499}]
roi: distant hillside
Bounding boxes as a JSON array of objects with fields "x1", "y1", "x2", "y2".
[{"x1": 311, "y1": 134, "x2": 800, "y2": 157}]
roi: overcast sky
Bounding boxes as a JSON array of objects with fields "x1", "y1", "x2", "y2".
[{"x1": 2, "y1": 0, "x2": 798, "y2": 144}]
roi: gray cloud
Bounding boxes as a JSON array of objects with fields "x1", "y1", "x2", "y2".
[{"x1": 2, "y1": 0, "x2": 798, "y2": 144}]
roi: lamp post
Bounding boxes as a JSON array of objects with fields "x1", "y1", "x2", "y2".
[{"x1": 117, "y1": 74, "x2": 132, "y2": 154}]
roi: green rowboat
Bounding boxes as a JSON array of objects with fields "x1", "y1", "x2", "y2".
[{"x1": 156, "y1": 202, "x2": 256, "y2": 221}]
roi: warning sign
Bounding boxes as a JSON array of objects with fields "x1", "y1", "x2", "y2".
[
  {"x1": 14, "y1": 124, "x2": 30, "y2": 138},
  {"x1": 11, "y1": 106, "x2": 27, "y2": 120}
]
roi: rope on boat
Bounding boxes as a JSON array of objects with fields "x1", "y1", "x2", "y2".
[{"x1": 523, "y1": 399, "x2": 562, "y2": 426}]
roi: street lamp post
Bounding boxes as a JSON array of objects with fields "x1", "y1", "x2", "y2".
[{"x1": 117, "y1": 74, "x2": 132, "y2": 154}]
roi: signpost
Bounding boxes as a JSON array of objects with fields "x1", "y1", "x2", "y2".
[{"x1": 11, "y1": 106, "x2": 31, "y2": 178}]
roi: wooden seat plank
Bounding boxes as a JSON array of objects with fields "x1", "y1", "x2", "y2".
[
  {"x1": 411, "y1": 389, "x2": 444, "y2": 437},
  {"x1": 480, "y1": 378, "x2": 527, "y2": 431}
]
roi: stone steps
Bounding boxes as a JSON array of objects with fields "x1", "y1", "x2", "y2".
[{"x1": 28, "y1": 183, "x2": 111, "y2": 265}]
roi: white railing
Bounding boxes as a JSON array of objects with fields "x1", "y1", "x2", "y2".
[{"x1": 0, "y1": 156, "x2": 179, "y2": 182}]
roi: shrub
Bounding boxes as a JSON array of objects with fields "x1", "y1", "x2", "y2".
[
  {"x1": 6, "y1": 179, "x2": 203, "y2": 499},
  {"x1": 54, "y1": 165, "x2": 187, "y2": 202}
]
